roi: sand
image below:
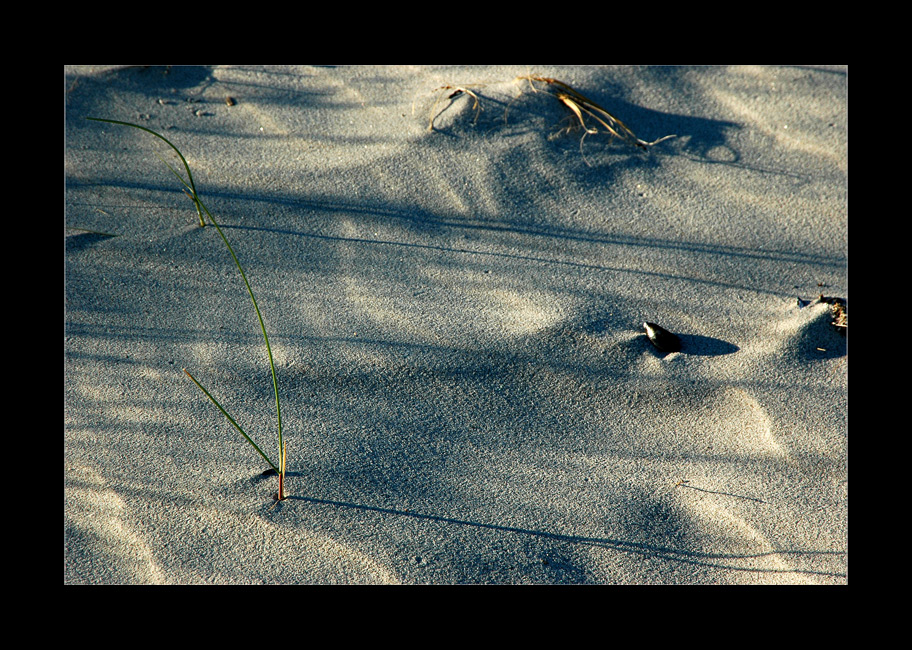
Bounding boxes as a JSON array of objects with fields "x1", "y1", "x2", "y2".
[{"x1": 64, "y1": 65, "x2": 847, "y2": 584}]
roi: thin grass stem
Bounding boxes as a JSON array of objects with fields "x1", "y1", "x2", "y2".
[
  {"x1": 88, "y1": 117, "x2": 285, "y2": 482},
  {"x1": 183, "y1": 369, "x2": 279, "y2": 472},
  {"x1": 86, "y1": 118, "x2": 205, "y2": 227},
  {"x1": 279, "y1": 440, "x2": 287, "y2": 500}
]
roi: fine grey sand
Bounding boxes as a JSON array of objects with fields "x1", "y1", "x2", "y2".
[{"x1": 64, "y1": 65, "x2": 847, "y2": 584}]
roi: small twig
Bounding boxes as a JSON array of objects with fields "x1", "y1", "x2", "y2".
[
  {"x1": 675, "y1": 479, "x2": 766, "y2": 504},
  {"x1": 419, "y1": 84, "x2": 485, "y2": 131}
]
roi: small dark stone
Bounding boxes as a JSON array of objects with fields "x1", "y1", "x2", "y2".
[{"x1": 644, "y1": 322, "x2": 681, "y2": 352}]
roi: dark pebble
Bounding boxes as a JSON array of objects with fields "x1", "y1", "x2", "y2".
[{"x1": 644, "y1": 322, "x2": 681, "y2": 352}]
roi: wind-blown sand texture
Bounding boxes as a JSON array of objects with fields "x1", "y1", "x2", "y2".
[{"x1": 65, "y1": 65, "x2": 847, "y2": 584}]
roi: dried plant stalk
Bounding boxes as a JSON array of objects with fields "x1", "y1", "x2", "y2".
[
  {"x1": 418, "y1": 84, "x2": 485, "y2": 131},
  {"x1": 518, "y1": 76, "x2": 676, "y2": 152}
]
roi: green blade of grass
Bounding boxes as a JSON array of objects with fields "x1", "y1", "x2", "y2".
[
  {"x1": 88, "y1": 117, "x2": 284, "y2": 475},
  {"x1": 183, "y1": 369, "x2": 279, "y2": 472},
  {"x1": 86, "y1": 117, "x2": 205, "y2": 227},
  {"x1": 193, "y1": 197, "x2": 286, "y2": 465}
]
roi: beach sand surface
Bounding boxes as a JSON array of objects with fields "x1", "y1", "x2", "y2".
[{"x1": 65, "y1": 65, "x2": 847, "y2": 584}]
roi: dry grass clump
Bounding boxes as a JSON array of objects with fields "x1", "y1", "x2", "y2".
[
  {"x1": 516, "y1": 76, "x2": 675, "y2": 151},
  {"x1": 819, "y1": 295, "x2": 847, "y2": 333},
  {"x1": 419, "y1": 75, "x2": 675, "y2": 164}
]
